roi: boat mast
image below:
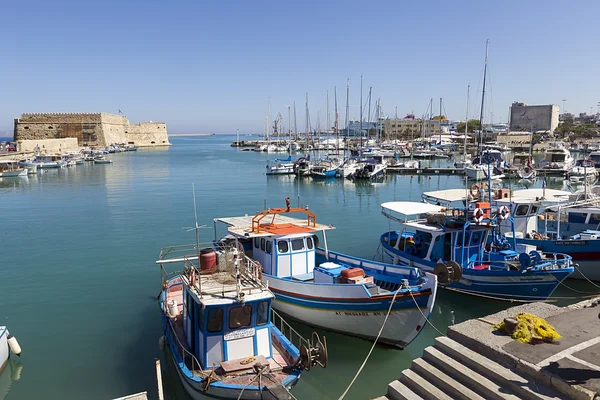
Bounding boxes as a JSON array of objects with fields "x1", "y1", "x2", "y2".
[
  {"x1": 327, "y1": 90, "x2": 330, "y2": 136},
  {"x1": 360, "y1": 74, "x2": 363, "y2": 149},
  {"x1": 345, "y1": 79, "x2": 350, "y2": 155},
  {"x1": 334, "y1": 86, "x2": 339, "y2": 154},
  {"x1": 267, "y1": 97, "x2": 271, "y2": 144},
  {"x1": 478, "y1": 40, "x2": 489, "y2": 156},
  {"x1": 305, "y1": 93, "x2": 309, "y2": 149},
  {"x1": 465, "y1": 85, "x2": 470, "y2": 162},
  {"x1": 293, "y1": 101, "x2": 298, "y2": 141},
  {"x1": 439, "y1": 97, "x2": 443, "y2": 145}
]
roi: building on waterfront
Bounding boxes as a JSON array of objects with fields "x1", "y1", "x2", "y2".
[
  {"x1": 339, "y1": 121, "x2": 379, "y2": 137},
  {"x1": 509, "y1": 102, "x2": 559, "y2": 134},
  {"x1": 14, "y1": 112, "x2": 170, "y2": 148},
  {"x1": 383, "y1": 118, "x2": 441, "y2": 139}
]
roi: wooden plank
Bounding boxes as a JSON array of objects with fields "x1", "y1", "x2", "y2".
[{"x1": 220, "y1": 355, "x2": 269, "y2": 374}]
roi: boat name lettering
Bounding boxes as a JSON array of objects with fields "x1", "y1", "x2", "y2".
[
  {"x1": 335, "y1": 311, "x2": 383, "y2": 316},
  {"x1": 554, "y1": 240, "x2": 588, "y2": 246},
  {"x1": 224, "y1": 328, "x2": 255, "y2": 341}
]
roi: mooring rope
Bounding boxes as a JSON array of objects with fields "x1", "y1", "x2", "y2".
[
  {"x1": 573, "y1": 264, "x2": 600, "y2": 291},
  {"x1": 408, "y1": 290, "x2": 445, "y2": 336},
  {"x1": 337, "y1": 286, "x2": 401, "y2": 400}
]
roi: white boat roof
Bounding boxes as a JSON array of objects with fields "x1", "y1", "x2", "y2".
[
  {"x1": 496, "y1": 189, "x2": 571, "y2": 204},
  {"x1": 422, "y1": 189, "x2": 468, "y2": 203},
  {"x1": 216, "y1": 214, "x2": 335, "y2": 238},
  {"x1": 381, "y1": 201, "x2": 444, "y2": 216}
]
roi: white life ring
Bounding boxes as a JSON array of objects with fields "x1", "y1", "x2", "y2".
[
  {"x1": 499, "y1": 205, "x2": 510, "y2": 220},
  {"x1": 473, "y1": 208, "x2": 484, "y2": 224}
]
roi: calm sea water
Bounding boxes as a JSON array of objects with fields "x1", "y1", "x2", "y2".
[{"x1": 0, "y1": 135, "x2": 596, "y2": 400}]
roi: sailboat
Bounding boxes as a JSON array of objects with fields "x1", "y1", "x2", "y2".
[
  {"x1": 465, "y1": 40, "x2": 505, "y2": 181},
  {"x1": 455, "y1": 86, "x2": 472, "y2": 169}
]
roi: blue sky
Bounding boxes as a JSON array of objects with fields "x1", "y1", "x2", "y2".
[{"x1": 1, "y1": 0, "x2": 599, "y2": 134}]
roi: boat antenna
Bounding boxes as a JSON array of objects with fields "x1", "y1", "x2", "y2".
[
  {"x1": 478, "y1": 39, "x2": 489, "y2": 156},
  {"x1": 192, "y1": 183, "x2": 202, "y2": 294},
  {"x1": 465, "y1": 85, "x2": 469, "y2": 162}
]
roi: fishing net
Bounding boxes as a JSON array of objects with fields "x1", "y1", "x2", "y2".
[{"x1": 494, "y1": 312, "x2": 561, "y2": 344}]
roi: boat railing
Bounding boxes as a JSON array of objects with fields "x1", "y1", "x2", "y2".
[
  {"x1": 164, "y1": 313, "x2": 205, "y2": 377},
  {"x1": 270, "y1": 308, "x2": 311, "y2": 357}
]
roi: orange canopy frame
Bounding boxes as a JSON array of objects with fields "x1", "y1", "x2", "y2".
[{"x1": 251, "y1": 207, "x2": 316, "y2": 234}]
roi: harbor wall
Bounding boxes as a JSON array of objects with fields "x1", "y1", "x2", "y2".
[
  {"x1": 17, "y1": 138, "x2": 79, "y2": 153},
  {"x1": 14, "y1": 112, "x2": 171, "y2": 148}
]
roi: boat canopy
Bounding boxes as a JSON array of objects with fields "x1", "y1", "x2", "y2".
[
  {"x1": 495, "y1": 189, "x2": 570, "y2": 205},
  {"x1": 422, "y1": 189, "x2": 469, "y2": 203},
  {"x1": 381, "y1": 202, "x2": 444, "y2": 222},
  {"x1": 216, "y1": 214, "x2": 335, "y2": 239}
]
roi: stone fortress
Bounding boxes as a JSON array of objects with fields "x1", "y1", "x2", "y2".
[{"x1": 14, "y1": 112, "x2": 171, "y2": 151}]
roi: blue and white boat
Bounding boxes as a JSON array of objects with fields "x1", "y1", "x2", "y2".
[
  {"x1": 214, "y1": 203, "x2": 437, "y2": 349},
  {"x1": 310, "y1": 158, "x2": 341, "y2": 179},
  {"x1": 266, "y1": 156, "x2": 294, "y2": 175},
  {"x1": 351, "y1": 157, "x2": 387, "y2": 180},
  {"x1": 379, "y1": 201, "x2": 573, "y2": 301},
  {"x1": 20, "y1": 155, "x2": 66, "y2": 169},
  {"x1": 157, "y1": 244, "x2": 326, "y2": 399}
]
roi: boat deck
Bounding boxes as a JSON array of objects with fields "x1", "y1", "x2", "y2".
[{"x1": 165, "y1": 281, "x2": 294, "y2": 388}]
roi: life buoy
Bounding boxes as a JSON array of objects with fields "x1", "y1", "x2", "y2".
[
  {"x1": 412, "y1": 234, "x2": 421, "y2": 245},
  {"x1": 473, "y1": 208, "x2": 484, "y2": 224},
  {"x1": 498, "y1": 205, "x2": 510, "y2": 220},
  {"x1": 470, "y1": 183, "x2": 480, "y2": 198}
]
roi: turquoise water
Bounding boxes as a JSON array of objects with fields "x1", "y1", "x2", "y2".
[{"x1": 0, "y1": 136, "x2": 596, "y2": 400}]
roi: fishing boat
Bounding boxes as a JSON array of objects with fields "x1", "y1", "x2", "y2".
[
  {"x1": 213, "y1": 202, "x2": 437, "y2": 348},
  {"x1": 21, "y1": 155, "x2": 66, "y2": 169},
  {"x1": 1, "y1": 326, "x2": 21, "y2": 374},
  {"x1": 266, "y1": 156, "x2": 294, "y2": 175},
  {"x1": 379, "y1": 201, "x2": 573, "y2": 301},
  {"x1": 568, "y1": 159, "x2": 598, "y2": 182},
  {"x1": 157, "y1": 243, "x2": 327, "y2": 399},
  {"x1": 94, "y1": 156, "x2": 113, "y2": 164},
  {"x1": 0, "y1": 160, "x2": 28, "y2": 177}
]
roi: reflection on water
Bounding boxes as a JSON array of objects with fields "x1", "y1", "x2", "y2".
[{"x1": 0, "y1": 358, "x2": 23, "y2": 400}]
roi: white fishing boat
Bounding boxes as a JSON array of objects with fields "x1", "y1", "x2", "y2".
[
  {"x1": 0, "y1": 160, "x2": 28, "y2": 177},
  {"x1": 94, "y1": 156, "x2": 113, "y2": 164},
  {"x1": 23, "y1": 155, "x2": 67, "y2": 169},
  {"x1": 157, "y1": 242, "x2": 326, "y2": 399},
  {"x1": 1, "y1": 326, "x2": 21, "y2": 374},
  {"x1": 213, "y1": 202, "x2": 437, "y2": 348}
]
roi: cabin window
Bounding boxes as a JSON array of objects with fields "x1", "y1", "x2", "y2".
[
  {"x1": 254, "y1": 238, "x2": 260, "y2": 249},
  {"x1": 291, "y1": 238, "x2": 305, "y2": 251},
  {"x1": 590, "y1": 214, "x2": 600, "y2": 223},
  {"x1": 207, "y1": 308, "x2": 223, "y2": 333},
  {"x1": 266, "y1": 240, "x2": 272, "y2": 254},
  {"x1": 569, "y1": 213, "x2": 588, "y2": 223},
  {"x1": 515, "y1": 204, "x2": 530, "y2": 216},
  {"x1": 229, "y1": 305, "x2": 252, "y2": 329},
  {"x1": 312, "y1": 235, "x2": 320, "y2": 247},
  {"x1": 197, "y1": 306, "x2": 205, "y2": 329},
  {"x1": 187, "y1": 292, "x2": 195, "y2": 321},
  {"x1": 277, "y1": 240, "x2": 289, "y2": 253},
  {"x1": 531, "y1": 205, "x2": 539, "y2": 215},
  {"x1": 260, "y1": 238, "x2": 266, "y2": 251},
  {"x1": 306, "y1": 237, "x2": 314, "y2": 250},
  {"x1": 257, "y1": 301, "x2": 269, "y2": 325}
]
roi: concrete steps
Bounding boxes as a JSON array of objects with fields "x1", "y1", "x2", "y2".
[{"x1": 382, "y1": 337, "x2": 564, "y2": 400}]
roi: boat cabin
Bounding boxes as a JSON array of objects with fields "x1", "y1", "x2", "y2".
[{"x1": 181, "y1": 277, "x2": 278, "y2": 368}]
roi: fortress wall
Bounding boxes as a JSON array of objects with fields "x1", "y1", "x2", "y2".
[
  {"x1": 125, "y1": 122, "x2": 171, "y2": 146},
  {"x1": 17, "y1": 138, "x2": 79, "y2": 153},
  {"x1": 14, "y1": 113, "x2": 170, "y2": 147}
]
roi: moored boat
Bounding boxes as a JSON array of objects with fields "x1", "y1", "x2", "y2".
[
  {"x1": 213, "y1": 202, "x2": 437, "y2": 348},
  {"x1": 1, "y1": 326, "x2": 21, "y2": 374},
  {"x1": 0, "y1": 160, "x2": 28, "y2": 177},
  {"x1": 157, "y1": 243, "x2": 327, "y2": 399},
  {"x1": 379, "y1": 201, "x2": 573, "y2": 301}
]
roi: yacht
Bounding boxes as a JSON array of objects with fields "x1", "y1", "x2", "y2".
[{"x1": 538, "y1": 142, "x2": 574, "y2": 171}]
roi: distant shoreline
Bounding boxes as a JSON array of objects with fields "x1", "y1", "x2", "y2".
[{"x1": 168, "y1": 133, "x2": 216, "y2": 137}]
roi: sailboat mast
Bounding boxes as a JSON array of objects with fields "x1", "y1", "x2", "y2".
[
  {"x1": 360, "y1": 74, "x2": 363, "y2": 148},
  {"x1": 439, "y1": 97, "x2": 442, "y2": 144},
  {"x1": 293, "y1": 101, "x2": 297, "y2": 141},
  {"x1": 267, "y1": 98, "x2": 271, "y2": 143},
  {"x1": 305, "y1": 93, "x2": 309, "y2": 148},
  {"x1": 334, "y1": 86, "x2": 339, "y2": 153},
  {"x1": 478, "y1": 40, "x2": 489, "y2": 155},
  {"x1": 327, "y1": 90, "x2": 330, "y2": 135},
  {"x1": 345, "y1": 79, "x2": 350, "y2": 153},
  {"x1": 465, "y1": 85, "x2": 470, "y2": 161}
]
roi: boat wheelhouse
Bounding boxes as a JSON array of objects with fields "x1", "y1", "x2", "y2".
[
  {"x1": 158, "y1": 243, "x2": 326, "y2": 399},
  {"x1": 380, "y1": 201, "x2": 573, "y2": 301},
  {"x1": 539, "y1": 143, "x2": 574, "y2": 171},
  {"x1": 214, "y1": 203, "x2": 437, "y2": 348}
]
